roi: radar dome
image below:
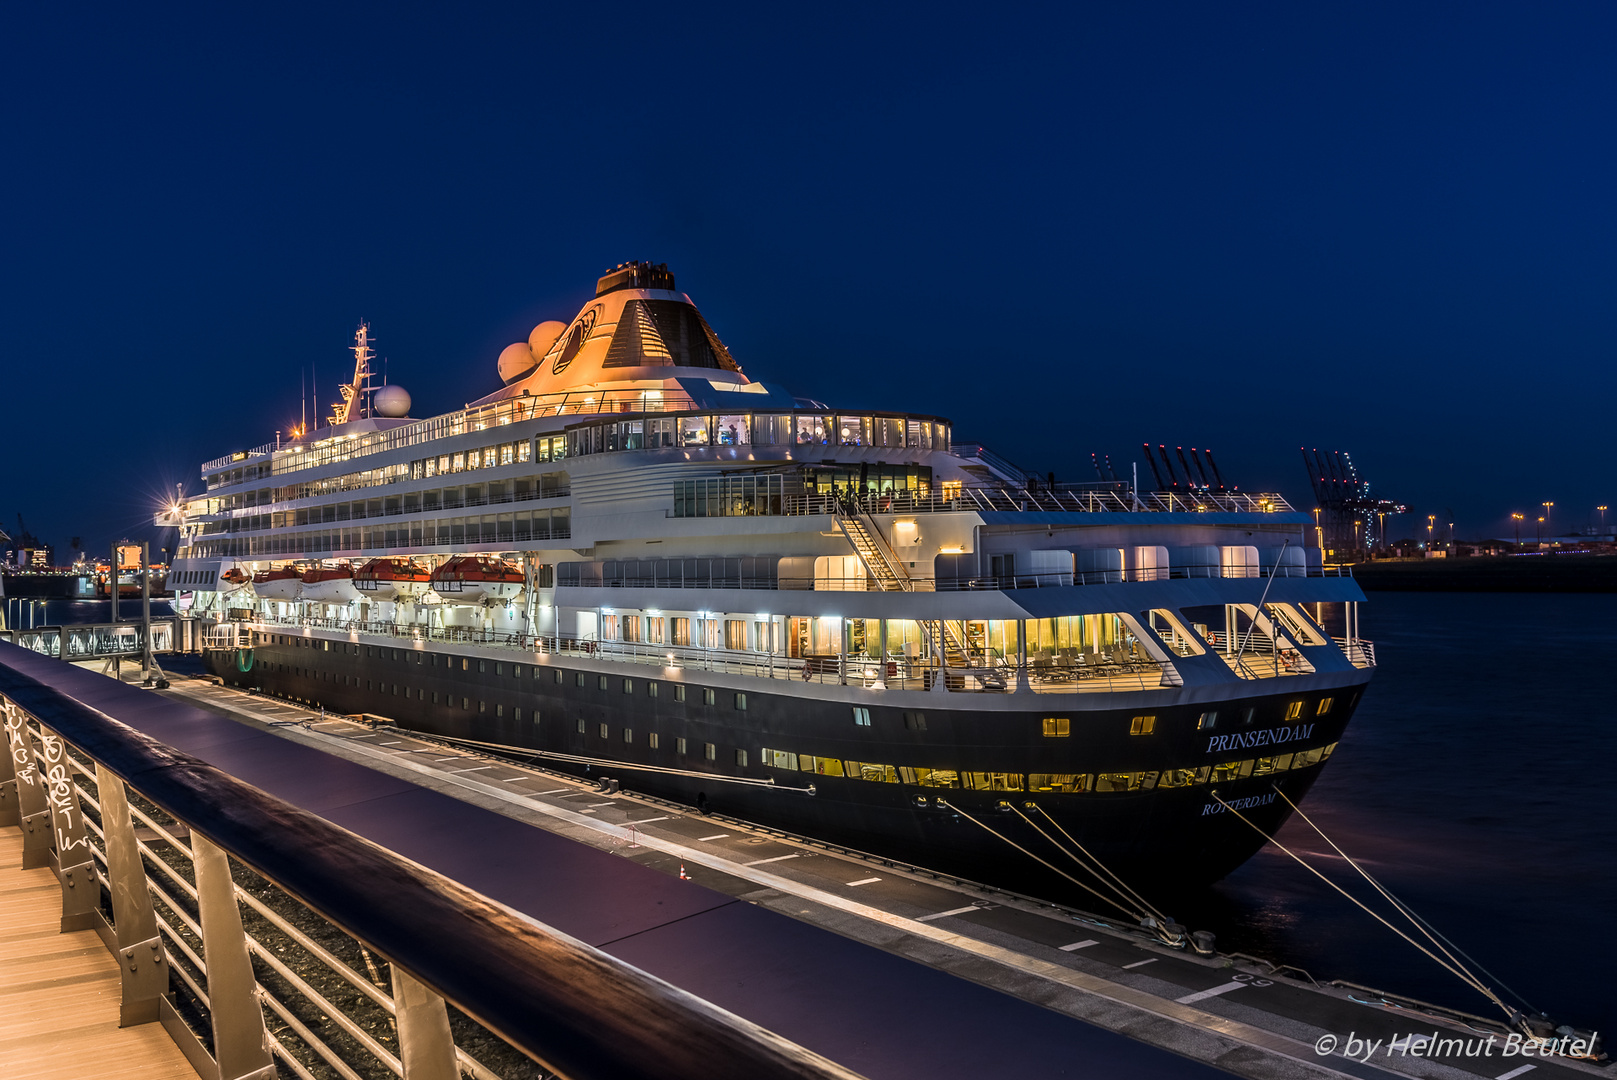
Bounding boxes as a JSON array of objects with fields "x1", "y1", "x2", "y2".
[
  {"x1": 372, "y1": 385, "x2": 411, "y2": 417},
  {"x1": 528, "y1": 320, "x2": 566, "y2": 359},
  {"x1": 497, "y1": 342, "x2": 538, "y2": 385}
]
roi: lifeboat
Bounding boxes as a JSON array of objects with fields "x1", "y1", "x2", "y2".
[
  {"x1": 301, "y1": 563, "x2": 362, "y2": 604},
  {"x1": 253, "y1": 566, "x2": 303, "y2": 601},
  {"x1": 354, "y1": 557, "x2": 433, "y2": 602},
  {"x1": 429, "y1": 555, "x2": 524, "y2": 605},
  {"x1": 221, "y1": 567, "x2": 251, "y2": 588}
]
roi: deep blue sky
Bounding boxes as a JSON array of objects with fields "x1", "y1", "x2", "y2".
[{"x1": 4, "y1": 2, "x2": 1614, "y2": 557}]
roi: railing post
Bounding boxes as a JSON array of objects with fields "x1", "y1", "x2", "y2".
[
  {"x1": 192, "y1": 832, "x2": 276, "y2": 1080},
  {"x1": 4, "y1": 700, "x2": 53, "y2": 869},
  {"x1": 391, "y1": 966, "x2": 459, "y2": 1080},
  {"x1": 97, "y1": 763, "x2": 170, "y2": 1025},
  {"x1": 31, "y1": 726, "x2": 99, "y2": 930},
  {"x1": 0, "y1": 698, "x2": 16, "y2": 827}
]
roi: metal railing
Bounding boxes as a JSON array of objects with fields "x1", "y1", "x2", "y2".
[{"x1": 0, "y1": 649, "x2": 860, "y2": 1080}]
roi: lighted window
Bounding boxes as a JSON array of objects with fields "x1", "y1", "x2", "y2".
[
  {"x1": 496, "y1": 704, "x2": 503, "y2": 718},
  {"x1": 512, "y1": 664, "x2": 522, "y2": 677},
  {"x1": 599, "y1": 722, "x2": 609, "y2": 739},
  {"x1": 1129, "y1": 715, "x2": 1156, "y2": 735},
  {"x1": 705, "y1": 742, "x2": 717, "y2": 761},
  {"x1": 623, "y1": 678, "x2": 633, "y2": 694},
  {"x1": 623, "y1": 728, "x2": 633, "y2": 743},
  {"x1": 576, "y1": 672, "x2": 585, "y2": 686},
  {"x1": 1041, "y1": 717, "x2": 1070, "y2": 737},
  {"x1": 648, "y1": 733, "x2": 659, "y2": 749},
  {"x1": 647, "y1": 682, "x2": 658, "y2": 698},
  {"x1": 1286, "y1": 701, "x2": 1304, "y2": 720},
  {"x1": 1197, "y1": 711, "x2": 1217, "y2": 730},
  {"x1": 852, "y1": 707, "x2": 872, "y2": 727},
  {"x1": 514, "y1": 707, "x2": 523, "y2": 722},
  {"x1": 599, "y1": 675, "x2": 609, "y2": 691},
  {"x1": 703, "y1": 688, "x2": 716, "y2": 705},
  {"x1": 676, "y1": 737, "x2": 687, "y2": 754},
  {"x1": 674, "y1": 685, "x2": 686, "y2": 702},
  {"x1": 735, "y1": 693, "x2": 747, "y2": 710},
  {"x1": 735, "y1": 749, "x2": 748, "y2": 767},
  {"x1": 1316, "y1": 697, "x2": 1334, "y2": 715},
  {"x1": 576, "y1": 718, "x2": 586, "y2": 734}
]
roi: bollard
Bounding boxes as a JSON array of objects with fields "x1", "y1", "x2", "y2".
[
  {"x1": 391, "y1": 966, "x2": 459, "y2": 1080},
  {"x1": 97, "y1": 764, "x2": 170, "y2": 1025},
  {"x1": 192, "y1": 832, "x2": 276, "y2": 1080}
]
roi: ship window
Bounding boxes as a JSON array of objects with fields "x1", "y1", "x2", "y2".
[
  {"x1": 1198, "y1": 711, "x2": 1217, "y2": 730},
  {"x1": 705, "y1": 742, "x2": 717, "y2": 761},
  {"x1": 852, "y1": 707, "x2": 872, "y2": 726},
  {"x1": 576, "y1": 719, "x2": 586, "y2": 734},
  {"x1": 905, "y1": 712, "x2": 928, "y2": 731},
  {"x1": 703, "y1": 688, "x2": 716, "y2": 705},
  {"x1": 431, "y1": 692, "x2": 437, "y2": 703},
  {"x1": 366, "y1": 646, "x2": 373, "y2": 657},
  {"x1": 599, "y1": 676, "x2": 609, "y2": 691},
  {"x1": 647, "y1": 682, "x2": 658, "y2": 698},
  {"x1": 479, "y1": 660, "x2": 486, "y2": 673},
  {"x1": 677, "y1": 737, "x2": 687, "y2": 754},
  {"x1": 959, "y1": 771, "x2": 1021, "y2": 791},
  {"x1": 462, "y1": 697, "x2": 470, "y2": 710},
  {"x1": 735, "y1": 749, "x2": 748, "y2": 766},
  {"x1": 623, "y1": 728, "x2": 632, "y2": 743},
  {"x1": 496, "y1": 704, "x2": 503, "y2": 718},
  {"x1": 1030, "y1": 774, "x2": 1090, "y2": 793},
  {"x1": 599, "y1": 722, "x2": 609, "y2": 738},
  {"x1": 1316, "y1": 697, "x2": 1334, "y2": 715},
  {"x1": 672, "y1": 618, "x2": 691, "y2": 646},
  {"x1": 1129, "y1": 715, "x2": 1156, "y2": 735},
  {"x1": 494, "y1": 662, "x2": 502, "y2": 675},
  {"x1": 735, "y1": 693, "x2": 747, "y2": 711},
  {"x1": 1041, "y1": 717, "x2": 1069, "y2": 737},
  {"x1": 1094, "y1": 771, "x2": 1158, "y2": 792},
  {"x1": 553, "y1": 669, "x2": 562, "y2": 683},
  {"x1": 623, "y1": 678, "x2": 633, "y2": 694},
  {"x1": 1286, "y1": 701, "x2": 1304, "y2": 720},
  {"x1": 1241, "y1": 706, "x2": 1255, "y2": 725},
  {"x1": 575, "y1": 672, "x2": 584, "y2": 687},
  {"x1": 674, "y1": 685, "x2": 686, "y2": 702},
  {"x1": 1158, "y1": 767, "x2": 1210, "y2": 789},
  {"x1": 462, "y1": 658, "x2": 469, "y2": 671},
  {"x1": 478, "y1": 700, "x2": 485, "y2": 712},
  {"x1": 514, "y1": 707, "x2": 522, "y2": 721}
]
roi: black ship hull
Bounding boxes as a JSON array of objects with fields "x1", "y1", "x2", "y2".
[{"x1": 209, "y1": 635, "x2": 1366, "y2": 900}]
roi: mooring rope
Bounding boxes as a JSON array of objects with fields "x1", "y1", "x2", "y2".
[
  {"x1": 1207, "y1": 789, "x2": 1515, "y2": 1023},
  {"x1": 938, "y1": 799, "x2": 1142, "y2": 920},
  {"x1": 1022, "y1": 804, "x2": 1169, "y2": 925},
  {"x1": 1269, "y1": 786, "x2": 1540, "y2": 1015}
]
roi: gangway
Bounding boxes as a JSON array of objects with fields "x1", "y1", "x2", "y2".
[{"x1": 9, "y1": 620, "x2": 176, "y2": 661}]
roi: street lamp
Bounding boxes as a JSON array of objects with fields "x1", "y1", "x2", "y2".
[
  {"x1": 1427, "y1": 514, "x2": 1435, "y2": 551},
  {"x1": 1537, "y1": 516, "x2": 1545, "y2": 545},
  {"x1": 1599, "y1": 505, "x2": 1609, "y2": 533},
  {"x1": 1511, "y1": 512, "x2": 1523, "y2": 550},
  {"x1": 1542, "y1": 502, "x2": 1554, "y2": 539}
]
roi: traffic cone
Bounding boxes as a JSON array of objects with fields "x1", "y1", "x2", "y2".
[{"x1": 679, "y1": 863, "x2": 690, "y2": 880}]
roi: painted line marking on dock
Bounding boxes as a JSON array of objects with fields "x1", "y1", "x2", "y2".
[
  {"x1": 625, "y1": 817, "x2": 669, "y2": 825},
  {"x1": 552, "y1": 792, "x2": 586, "y2": 799},
  {"x1": 450, "y1": 766, "x2": 495, "y2": 774},
  {"x1": 1059, "y1": 939, "x2": 1099, "y2": 952},
  {"x1": 586, "y1": 801, "x2": 616, "y2": 807},
  {"x1": 536, "y1": 788, "x2": 571, "y2": 795},
  {"x1": 1122, "y1": 959, "x2": 1157, "y2": 969},
  {"x1": 845, "y1": 877, "x2": 882, "y2": 887},
  {"x1": 378, "y1": 740, "x2": 402, "y2": 745},
  {"x1": 1496, "y1": 1067, "x2": 1536, "y2": 1080},
  {"x1": 916, "y1": 905, "x2": 981, "y2": 923},
  {"x1": 1175, "y1": 981, "x2": 1246, "y2": 1004},
  {"x1": 432, "y1": 755, "x2": 464, "y2": 761},
  {"x1": 697, "y1": 834, "x2": 730, "y2": 842},
  {"x1": 743, "y1": 854, "x2": 800, "y2": 866}
]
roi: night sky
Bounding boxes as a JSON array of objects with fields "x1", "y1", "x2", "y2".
[{"x1": 4, "y1": 3, "x2": 1615, "y2": 558}]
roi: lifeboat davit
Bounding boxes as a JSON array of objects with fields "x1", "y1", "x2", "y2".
[
  {"x1": 429, "y1": 555, "x2": 524, "y2": 605},
  {"x1": 300, "y1": 564, "x2": 362, "y2": 604},
  {"x1": 253, "y1": 567, "x2": 303, "y2": 601},
  {"x1": 354, "y1": 557, "x2": 432, "y2": 602}
]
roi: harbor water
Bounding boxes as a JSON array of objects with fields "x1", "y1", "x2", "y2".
[{"x1": 6, "y1": 591, "x2": 1610, "y2": 1032}]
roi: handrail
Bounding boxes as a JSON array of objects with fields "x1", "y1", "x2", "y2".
[{"x1": 0, "y1": 649, "x2": 861, "y2": 1080}]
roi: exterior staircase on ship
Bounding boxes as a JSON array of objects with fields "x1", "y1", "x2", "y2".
[{"x1": 832, "y1": 497, "x2": 1001, "y2": 690}]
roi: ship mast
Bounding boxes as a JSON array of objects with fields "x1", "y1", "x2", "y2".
[{"x1": 330, "y1": 323, "x2": 377, "y2": 426}]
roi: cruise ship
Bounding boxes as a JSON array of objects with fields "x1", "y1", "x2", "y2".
[{"x1": 162, "y1": 262, "x2": 1375, "y2": 903}]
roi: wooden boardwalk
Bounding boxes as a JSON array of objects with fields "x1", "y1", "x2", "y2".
[{"x1": 0, "y1": 829, "x2": 195, "y2": 1080}]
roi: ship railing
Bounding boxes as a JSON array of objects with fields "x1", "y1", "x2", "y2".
[
  {"x1": 761, "y1": 488, "x2": 1296, "y2": 518},
  {"x1": 1332, "y1": 636, "x2": 1376, "y2": 668},
  {"x1": 0, "y1": 660, "x2": 855, "y2": 1080}
]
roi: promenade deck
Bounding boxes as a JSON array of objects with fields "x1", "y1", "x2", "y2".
[{"x1": 0, "y1": 829, "x2": 194, "y2": 1080}]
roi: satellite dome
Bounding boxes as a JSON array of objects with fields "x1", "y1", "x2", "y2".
[
  {"x1": 529, "y1": 320, "x2": 566, "y2": 358},
  {"x1": 497, "y1": 342, "x2": 538, "y2": 385},
  {"x1": 372, "y1": 384, "x2": 411, "y2": 417}
]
